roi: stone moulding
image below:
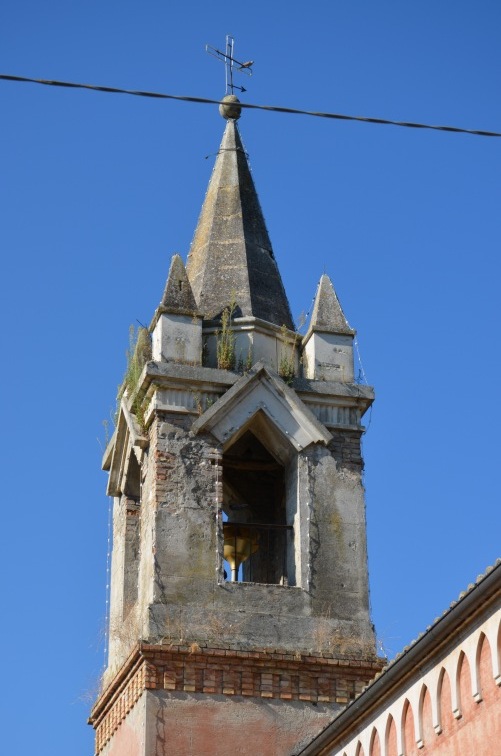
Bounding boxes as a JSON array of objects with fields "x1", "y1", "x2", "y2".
[
  {"x1": 102, "y1": 361, "x2": 375, "y2": 495},
  {"x1": 89, "y1": 642, "x2": 384, "y2": 754},
  {"x1": 104, "y1": 397, "x2": 149, "y2": 497},
  {"x1": 191, "y1": 362, "x2": 332, "y2": 451}
]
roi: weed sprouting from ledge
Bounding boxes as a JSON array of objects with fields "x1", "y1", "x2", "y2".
[
  {"x1": 119, "y1": 325, "x2": 152, "y2": 428},
  {"x1": 216, "y1": 299, "x2": 237, "y2": 371}
]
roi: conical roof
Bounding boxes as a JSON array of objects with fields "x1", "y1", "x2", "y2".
[
  {"x1": 310, "y1": 274, "x2": 354, "y2": 335},
  {"x1": 186, "y1": 119, "x2": 294, "y2": 329},
  {"x1": 160, "y1": 254, "x2": 197, "y2": 314}
]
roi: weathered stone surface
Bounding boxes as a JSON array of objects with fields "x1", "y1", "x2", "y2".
[
  {"x1": 191, "y1": 362, "x2": 332, "y2": 452},
  {"x1": 309, "y1": 274, "x2": 354, "y2": 334},
  {"x1": 303, "y1": 331, "x2": 355, "y2": 382},
  {"x1": 151, "y1": 312, "x2": 203, "y2": 365},
  {"x1": 186, "y1": 120, "x2": 294, "y2": 328},
  {"x1": 105, "y1": 405, "x2": 376, "y2": 670},
  {"x1": 160, "y1": 254, "x2": 198, "y2": 315}
]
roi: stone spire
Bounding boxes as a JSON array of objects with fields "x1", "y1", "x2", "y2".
[
  {"x1": 310, "y1": 273, "x2": 354, "y2": 335},
  {"x1": 160, "y1": 254, "x2": 197, "y2": 315},
  {"x1": 186, "y1": 116, "x2": 294, "y2": 329}
]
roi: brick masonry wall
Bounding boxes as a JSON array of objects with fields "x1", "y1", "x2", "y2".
[
  {"x1": 90, "y1": 644, "x2": 383, "y2": 754},
  {"x1": 328, "y1": 430, "x2": 364, "y2": 473}
]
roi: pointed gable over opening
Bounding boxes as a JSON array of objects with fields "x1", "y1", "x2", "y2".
[
  {"x1": 192, "y1": 362, "x2": 332, "y2": 454},
  {"x1": 186, "y1": 119, "x2": 294, "y2": 329}
]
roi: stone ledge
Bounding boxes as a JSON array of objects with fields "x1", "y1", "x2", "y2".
[{"x1": 138, "y1": 361, "x2": 374, "y2": 409}]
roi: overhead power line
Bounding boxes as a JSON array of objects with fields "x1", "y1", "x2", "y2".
[{"x1": 1, "y1": 72, "x2": 500, "y2": 139}]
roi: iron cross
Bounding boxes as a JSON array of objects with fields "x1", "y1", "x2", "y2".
[{"x1": 206, "y1": 35, "x2": 253, "y2": 95}]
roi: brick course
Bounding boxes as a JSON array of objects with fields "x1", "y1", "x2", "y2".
[{"x1": 90, "y1": 643, "x2": 382, "y2": 754}]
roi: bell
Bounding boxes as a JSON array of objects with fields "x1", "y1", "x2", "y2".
[{"x1": 223, "y1": 524, "x2": 259, "y2": 581}]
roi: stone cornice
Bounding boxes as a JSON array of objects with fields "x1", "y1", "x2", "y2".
[
  {"x1": 141, "y1": 361, "x2": 239, "y2": 394},
  {"x1": 138, "y1": 362, "x2": 373, "y2": 409},
  {"x1": 292, "y1": 377, "x2": 374, "y2": 403},
  {"x1": 302, "y1": 324, "x2": 356, "y2": 347},
  {"x1": 202, "y1": 315, "x2": 297, "y2": 340}
]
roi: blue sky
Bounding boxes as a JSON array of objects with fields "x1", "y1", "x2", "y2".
[{"x1": 1, "y1": 2, "x2": 500, "y2": 754}]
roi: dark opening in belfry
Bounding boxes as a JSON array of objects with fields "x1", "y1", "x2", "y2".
[{"x1": 222, "y1": 428, "x2": 291, "y2": 585}]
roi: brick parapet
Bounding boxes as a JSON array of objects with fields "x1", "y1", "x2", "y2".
[{"x1": 90, "y1": 643, "x2": 383, "y2": 754}]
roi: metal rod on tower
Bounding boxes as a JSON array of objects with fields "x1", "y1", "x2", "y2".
[
  {"x1": 226, "y1": 35, "x2": 234, "y2": 95},
  {"x1": 206, "y1": 35, "x2": 253, "y2": 95}
]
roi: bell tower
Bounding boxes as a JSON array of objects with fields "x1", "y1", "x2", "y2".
[{"x1": 89, "y1": 98, "x2": 382, "y2": 756}]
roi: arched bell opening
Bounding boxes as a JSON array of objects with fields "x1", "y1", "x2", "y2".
[{"x1": 221, "y1": 411, "x2": 296, "y2": 586}]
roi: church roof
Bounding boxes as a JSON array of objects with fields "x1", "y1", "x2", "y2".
[
  {"x1": 310, "y1": 273, "x2": 354, "y2": 335},
  {"x1": 186, "y1": 119, "x2": 294, "y2": 329}
]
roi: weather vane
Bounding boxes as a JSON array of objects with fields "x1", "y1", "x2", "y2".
[{"x1": 206, "y1": 35, "x2": 253, "y2": 95}]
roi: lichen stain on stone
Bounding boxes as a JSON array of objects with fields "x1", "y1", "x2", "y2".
[{"x1": 330, "y1": 509, "x2": 346, "y2": 561}]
